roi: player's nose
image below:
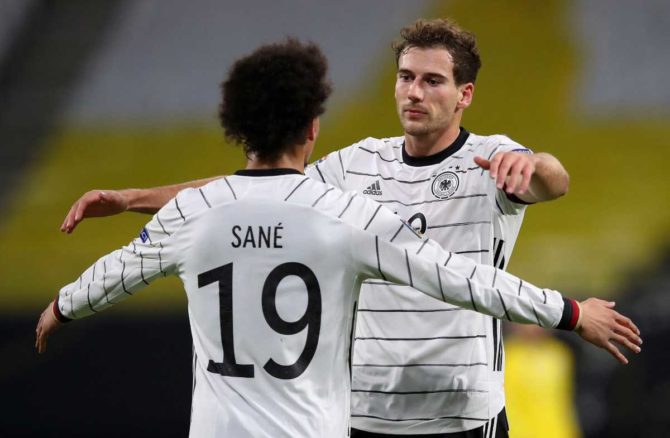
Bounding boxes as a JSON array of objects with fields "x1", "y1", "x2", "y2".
[{"x1": 407, "y1": 80, "x2": 423, "y2": 101}]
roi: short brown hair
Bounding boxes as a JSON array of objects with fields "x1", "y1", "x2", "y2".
[{"x1": 393, "y1": 18, "x2": 481, "y2": 85}]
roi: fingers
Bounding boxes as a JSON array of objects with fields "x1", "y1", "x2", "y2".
[
  {"x1": 35, "y1": 302, "x2": 62, "y2": 354},
  {"x1": 494, "y1": 156, "x2": 512, "y2": 189},
  {"x1": 518, "y1": 164, "x2": 533, "y2": 194},
  {"x1": 605, "y1": 341, "x2": 629, "y2": 365},
  {"x1": 504, "y1": 161, "x2": 526, "y2": 194},
  {"x1": 35, "y1": 312, "x2": 44, "y2": 349},
  {"x1": 74, "y1": 191, "x2": 104, "y2": 228},
  {"x1": 37, "y1": 330, "x2": 47, "y2": 354},
  {"x1": 615, "y1": 312, "x2": 640, "y2": 336},
  {"x1": 35, "y1": 311, "x2": 47, "y2": 353},
  {"x1": 60, "y1": 191, "x2": 102, "y2": 234},
  {"x1": 473, "y1": 156, "x2": 490, "y2": 170},
  {"x1": 61, "y1": 202, "x2": 79, "y2": 233},
  {"x1": 60, "y1": 190, "x2": 127, "y2": 233},
  {"x1": 579, "y1": 298, "x2": 643, "y2": 365},
  {"x1": 611, "y1": 332, "x2": 641, "y2": 354},
  {"x1": 485, "y1": 152, "x2": 536, "y2": 193}
]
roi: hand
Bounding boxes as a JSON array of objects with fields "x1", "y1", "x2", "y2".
[
  {"x1": 35, "y1": 301, "x2": 63, "y2": 354},
  {"x1": 474, "y1": 152, "x2": 536, "y2": 195},
  {"x1": 576, "y1": 298, "x2": 642, "y2": 364},
  {"x1": 60, "y1": 190, "x2": 128, "y2": 234}
]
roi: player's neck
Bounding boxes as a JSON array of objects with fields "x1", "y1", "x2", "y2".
[
  {"x1": 404, "y1": 124, "x2": 461, "y2": 158},
  {"x1": 245, "y1": 144, "x2": 309, "y2": 174}
]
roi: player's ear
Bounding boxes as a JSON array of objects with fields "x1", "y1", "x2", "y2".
[
  {"x1": 307, "y1": 117, "x2": 320, "y2": 141},
  {"x1": 456, "y1": 83, "x2": 474, "y2": 110}
]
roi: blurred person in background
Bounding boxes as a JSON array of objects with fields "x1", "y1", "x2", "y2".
[
  {"x1": 505, "y1": 324, "x2": 582, "y2": 438},
  {"x1": 58, "y1": 18, "x2": 640, "y2": 438}
]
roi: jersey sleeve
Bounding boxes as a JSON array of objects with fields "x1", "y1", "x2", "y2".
[
  {"x1": 349, "y1": 202, "x2": 579, "y2": 330},
  {"x1": 53, "y1": 196, "x2": 186, "y2": 322},
  {"x1": 305, "y1": 142, "x2": 360, "y2": 189},
  {"x1": 487, "y1": 136, "x2": 534, "y2": 215}
]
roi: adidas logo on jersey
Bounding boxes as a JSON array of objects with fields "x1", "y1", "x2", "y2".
[{"x1": 363, "y1": 180, "x2": 382, "y2": 196}]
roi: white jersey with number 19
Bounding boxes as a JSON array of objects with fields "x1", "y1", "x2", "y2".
[{"x1": 55, "y1": 169, "x2": 578, "y2": 438}]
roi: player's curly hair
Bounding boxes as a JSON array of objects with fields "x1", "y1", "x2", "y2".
[
  {"x1": 219, "y1": 38, "x2": 332, "y2": 162},
  {"x1": 393, "y1": 18, "x2": 481, "y2": 85}
]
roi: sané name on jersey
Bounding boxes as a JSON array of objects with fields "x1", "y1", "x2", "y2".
[{"x1": 231, "y1": 223, "x2": 284, "y2": 248}]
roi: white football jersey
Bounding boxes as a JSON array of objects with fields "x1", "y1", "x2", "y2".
[
  {"x1": 56, "y1": 168, "x2": 576, "y2": 437},
  {"x1": 307, "y1": 129, "x2": 536, "y2": 434}
]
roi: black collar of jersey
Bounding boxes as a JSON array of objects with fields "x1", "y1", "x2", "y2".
[
  {"x1": 234, "y1": 168, "x2": 303, "y2": 177},
  {"x1": 401, "y1": 127, "x2": 470, "y2": 167}
]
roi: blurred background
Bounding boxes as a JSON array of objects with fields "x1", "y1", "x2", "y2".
[{"x1": 1, "y1": 0, "x2": 668, "y2": 436}]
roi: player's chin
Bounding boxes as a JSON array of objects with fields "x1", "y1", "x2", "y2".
[{"x1": 401, "y1": 121, "x2": 432, "y2": 136}]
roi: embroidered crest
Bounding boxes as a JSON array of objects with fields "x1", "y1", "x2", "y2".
[{"x1": 431, "y1": 171, "x2": 459, "y2": 199}]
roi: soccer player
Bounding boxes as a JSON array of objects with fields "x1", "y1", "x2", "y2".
[{"x1": 57, "y1": 21, "x2": 637, "y2": 438}]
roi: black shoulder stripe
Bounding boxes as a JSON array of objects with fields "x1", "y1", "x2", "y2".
[
  {"x1": 427, "y1": 220, "x2": 490, "y2": 230},
  {"x1": 311, "y1": 187, "x2": 334, "y2": 207},
  {"x1": 156, "y1": 213, "x2": 170, "y2": 236},
  {"x1": 390, "y1": 223, "x2": 404, "y2": 242},
  {"x1": 223, "y1": 177, "x2": 237, "y2": 200},
  {"x1": 456, "y1": 249, "x2": 489, "y2": 255},
  {"x1": 467, "y1": 278, "x2": 478, "y2": 312},
  {"x1": 314, "y1": 163, "x2": 326, "y2": 183},
  {"x1": 404, "y1": 249, "x2": 413, "y2": 288},
  {"x1": 345, "y1": 170, "x2": 430, "y2": 185},
  {"x1": 158, "y1": 242, "x2": 166, "y2": 277},
  {"x1": 497, "y1": 289, "x2": 511, "y2": 321},
  {"x1": 87, "y1": 284, "x2": 97, "y2": 313},
  {"x1": 139, "y1": 252, "x2": 149, "y2": 285},
  {"x1": 121, "y1": 262, "x2": 132, "y2": 295},
  {"x1": 174, "y1": 197, "x2": 186, "y2": 221},
  {"x1": 198, "y1": 188, "x2": 212, "y2": 208},
  {"x1": 358, "y1": 146, "x2": 402, "y2": 164},
  {"x1": 102, "y1": 260, "x2": 110, "y2": 303},
  {"x1": 530, "y1": 301, "x2": 542, "y2": 327},
  {"x1": 435, "y1": 264, "x2": 445, "y2": 301},
  {"x1": 375, "y1": 236, "x2": 388, "y2": 281},
  {"x1": 416, "y1": 239, "x2": 428, "y2": 255},
  {"x1": 284, "y1": 177, "x2": 309, "y2": 201},
  {"x1": 338, "y1": 194, "x2": 356, "y2": 218},
  {"x1": 364, "y1": 204, "x2": 382, "y2": 230},
  {"x1": 376, "y1": 193, "x2": 487, "y2": 208}
]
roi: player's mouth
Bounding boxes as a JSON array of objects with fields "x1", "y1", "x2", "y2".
[{"x1": 403, "y1": 107, "x2": 428, "y2": 118}]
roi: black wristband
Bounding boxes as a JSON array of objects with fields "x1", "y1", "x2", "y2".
[{"x1": 556, "y1": 297, "x2": 580, "y2": 331}]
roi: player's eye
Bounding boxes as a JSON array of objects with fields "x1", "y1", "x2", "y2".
[{"x1": 398, "y1": 73, "x2": 412, "y2": 81}]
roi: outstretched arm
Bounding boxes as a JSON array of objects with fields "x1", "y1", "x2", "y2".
[
  {"x1": 60, "y1": 176, "x2": 221, "y2": 233},
  {"x1": 474, "y1": 151, "x2": 569, "y2": 203},
  {"x1": 38, "y1": 194, "x2": 186, "y2": 352},
  {"x1": 351, "y1": 206, "x2": 641, "y2": 365}
]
